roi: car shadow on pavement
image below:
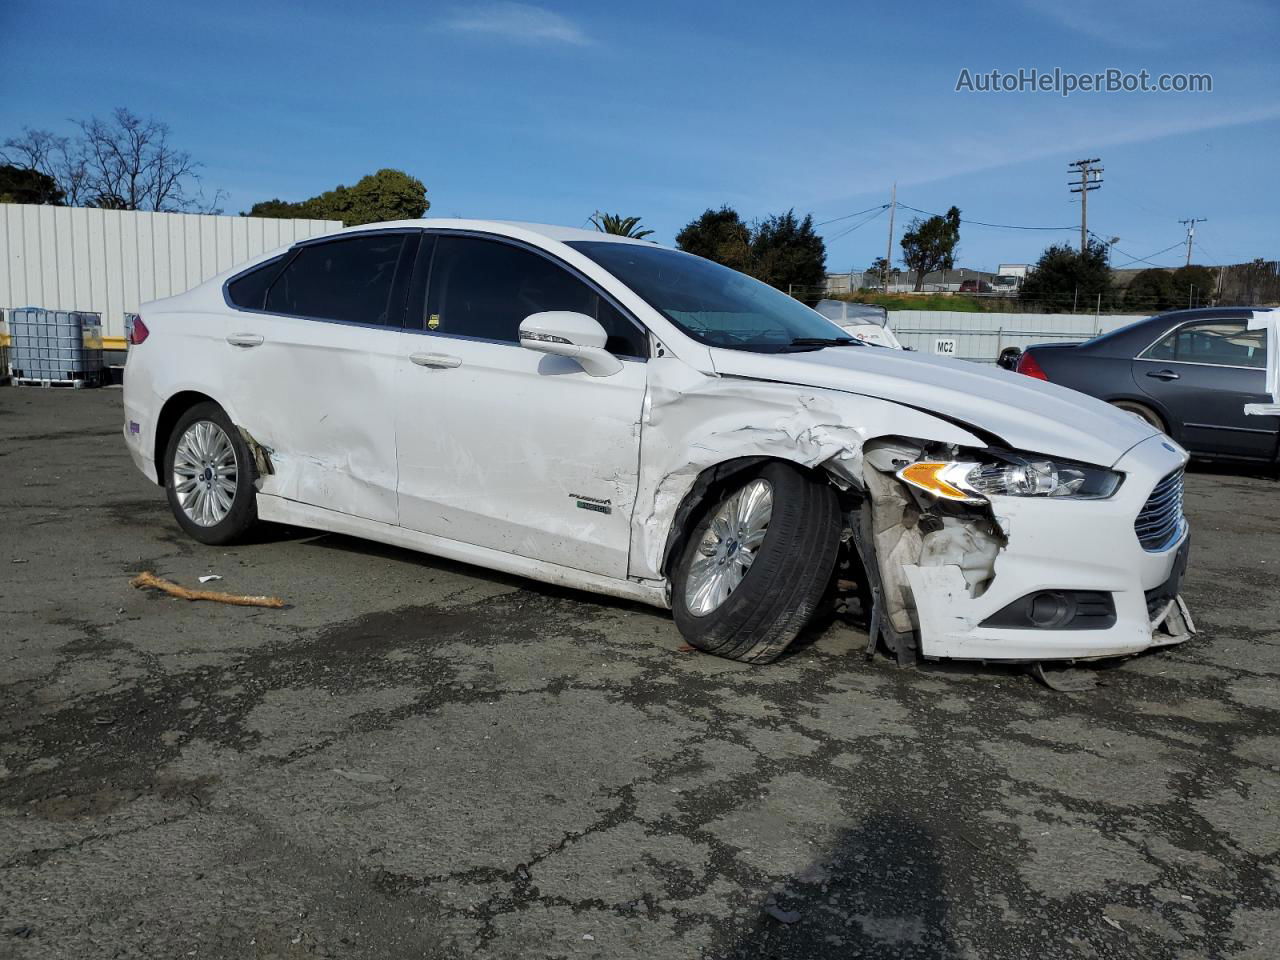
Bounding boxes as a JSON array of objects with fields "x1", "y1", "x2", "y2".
[
  {"x1": 717, "y1": 813, "x2": 957, "y2": 959},
  {"x1": 294, "y1": 530, "x2": 669, "y2": 617},
  {"x1": 241, "y1": 520, "x2": 321, "y2": 545},
  {"x1": 1187, "y1": 458, "x2": 1278, "y2": 481}
]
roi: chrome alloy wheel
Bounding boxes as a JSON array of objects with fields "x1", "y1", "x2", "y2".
[
  {"x1": 172, "y1": 421, "x2": 239, "y2": 527},
  {"x1": 684, "y1": 479, "x2": 773, "y2": 616}
]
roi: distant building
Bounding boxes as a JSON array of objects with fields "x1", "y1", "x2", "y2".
[
  {"x1": 888, "y1": 268, "x2": 996, "y2": 293},
  {"x1": 826, "y1": 268, "x2": 1000, "y2": 294}
]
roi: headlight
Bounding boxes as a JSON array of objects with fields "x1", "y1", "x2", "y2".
[{"x1": 897, "y1": 452, "x2": 1121, "y2": 503}]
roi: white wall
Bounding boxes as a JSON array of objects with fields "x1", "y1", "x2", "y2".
[
  {"x1": 888, "y1": 310, "x2": 1151, "y2": 362},
  {"x1": 0, "y1": 204, "x2": 342, "y2": 339}
]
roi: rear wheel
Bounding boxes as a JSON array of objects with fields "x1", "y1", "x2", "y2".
[
  {"x1": 672, "y1": 462, "x2": 840, "y2": 664},
  {"x1": 1111, "y1": 400, "x2": 1166, "y2": 434},
  {"x1": 164, "y1": 402, "x2": 258, "y2": 545}
]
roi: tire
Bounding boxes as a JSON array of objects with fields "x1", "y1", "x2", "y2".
[
  {"x1": 163, "y1": 401, "x2": 258, "y2": 545},
  {"x1": 672, "y1": 462, "x2": 841, "y2": 664},
  {"x1": 1111, "y1": 400, "x2": 1166, "y2": 434}
]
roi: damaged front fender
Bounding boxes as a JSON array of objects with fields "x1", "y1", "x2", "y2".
[{"x1": 629, "y1": 358, "x2": 983, "y2": 582}]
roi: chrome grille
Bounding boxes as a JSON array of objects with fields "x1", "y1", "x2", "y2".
[{"x1": 1135, "y1": 469, "x2": 1186, "y2": 552}]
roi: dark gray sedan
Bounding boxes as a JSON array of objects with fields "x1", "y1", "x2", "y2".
[{"x1": 1014, "y1": 307, "x2": 1277, "y2": 463}]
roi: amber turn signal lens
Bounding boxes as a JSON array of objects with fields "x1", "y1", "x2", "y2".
[{"x1": 897, "y1": 461, "x2": 973, "y2": 501}]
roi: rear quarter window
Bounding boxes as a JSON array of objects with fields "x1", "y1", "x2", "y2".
[
  {"x1": 226, "y1": 257, "x2": 286, "y2": 310},
  {"x1": 265, "y1": 234, "x2": 408, "y2": 326}
]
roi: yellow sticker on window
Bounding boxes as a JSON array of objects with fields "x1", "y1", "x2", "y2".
[{"x1": 428, "y1": 314, "x2": 440, "y2": 330}]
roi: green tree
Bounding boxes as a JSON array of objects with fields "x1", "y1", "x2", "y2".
[
  {"x1": 749, "y1": 210, "x2": 826, "y2": 293},
  {"x1": 900, "y1": 206, "x2": 961, "y2": 291},
  {"x1": 1123, "y1": 265, "x2": 1219, "y2": 311},
  {"x1": 589, "y1": 212, "x2": 653, "y2": 239},
  {"x1": 866, "y1": 256, "x2": 893, "y2": 288},
  {"x1": 1170, "y1": 265, "x2": 1217, "y2": 308},
  {"x1": 0, "y1": 164, "x2": 64, "y2": 204},
  {"x1": 675, "y1": 206, "x2": 752, "y2": 273},
  {"x1": 1019, "y1": 241, "x2": 1113, "y2": 310},
  {"x1": 241, "y1": 198, "x2": 299, "y2": 219},
  {"x1": 675, "y1": 206, "x2": 827, "y2": 292},
  {"x1": 247, "y1": 169, "x2": 429, "y2": 226},
  {"x1": 1123, "y1": 268, "x2": 1176, "y2": 311}
]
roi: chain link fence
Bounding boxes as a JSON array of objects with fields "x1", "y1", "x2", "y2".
[{"x1": 802, "y1": 260, "x2": 1279, "y2": 315}]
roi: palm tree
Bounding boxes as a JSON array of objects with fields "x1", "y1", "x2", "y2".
[{"x1": 589, "y1": 211, "x2": 653, "y2": 239}]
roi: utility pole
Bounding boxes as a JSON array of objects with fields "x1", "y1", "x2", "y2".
[
  {"x1": 1179, "y1": 217, "x2": 1206, "y2": 267},
  {"x1": 883, "y1": 182, "x2": 896, "y2": 292},
  {"x1": 1068, "y1": 158, "x2": 1103, "y2": 252}
]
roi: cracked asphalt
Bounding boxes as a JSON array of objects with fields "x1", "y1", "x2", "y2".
[{"x1": 1, "y1": 388, "x2": 1278, "y2": 960}]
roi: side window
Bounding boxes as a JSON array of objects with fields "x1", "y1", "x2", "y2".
[
  {"x1": 1145, "y1": 331, "x2": 1177, "y2": 361},
  {"x1": 1146, "y1": 320, "x2": 1267, "y2": 369},
  {"x1": 425, "y1": 236, "x2": 647, "y2": 357},
  {"x1": 265, "y1": 234, "x2": 407, "y2": 326},
  {"x1": 226, "y1": 256, "x2": 285, "y2": 310}
]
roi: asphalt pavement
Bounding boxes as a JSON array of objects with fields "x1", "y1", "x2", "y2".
[{"x1": 1, "y1": 388, "x2": 1277, "y2": 959}]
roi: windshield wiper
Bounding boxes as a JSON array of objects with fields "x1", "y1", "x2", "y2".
[{"x1": 788, "y1": 337, "x2": 862, "y2": 347}]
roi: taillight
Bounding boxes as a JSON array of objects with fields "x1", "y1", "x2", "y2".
[
  {"x1": 128, "y1": 315, "x2": 150, "y2": 345},
  {"x1": 1016, "y1": 350, "x2": 1048, "y2": 381}
]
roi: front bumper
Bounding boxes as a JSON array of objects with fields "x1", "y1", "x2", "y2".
[{"x1": 903, "y1": 434, "x2": 1193, "y2": 661}]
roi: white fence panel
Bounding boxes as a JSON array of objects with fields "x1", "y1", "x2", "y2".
[
  {"x1": 888, "y1": 310, "x2": 1151, "y2": 362},
  {"x1": 0, "y1": 204, "x2": 342, "y2": 339}
]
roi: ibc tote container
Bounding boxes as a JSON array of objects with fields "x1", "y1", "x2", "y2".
[{"x1": 9, "y1": 308, "x2": 104, "y2": 386}]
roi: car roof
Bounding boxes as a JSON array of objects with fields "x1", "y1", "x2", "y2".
[
  {"x1": 321, "y1": 218, "x2": 655, "y2": 246},
  {"x1": 1143, "y1": 306, "x2": 1259, "y2": 322},
  {"x1": 1076, "y1": 305, "x2": 1264, "y2": 354}
]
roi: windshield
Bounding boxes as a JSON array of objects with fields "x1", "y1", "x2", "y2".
[{"x1": 567, "y1": 241, "x2": 856, "y2": 352}]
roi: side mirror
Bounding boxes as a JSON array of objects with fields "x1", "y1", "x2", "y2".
[
  {"x1": 996, "y1": 346, "x2": 1023, "y2": 370},
  {"x1": 518, "y1": 311, "x2": 623, "y2": 377}
]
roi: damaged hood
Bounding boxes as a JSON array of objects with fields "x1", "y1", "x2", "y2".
[{"x1": 708, "y1": 345, "x2": 1158, "y2": 468}]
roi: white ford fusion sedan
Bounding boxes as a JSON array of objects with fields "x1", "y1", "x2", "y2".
[{"x1": 123, "y1": 219, "x2": 1194, "y2": 665}]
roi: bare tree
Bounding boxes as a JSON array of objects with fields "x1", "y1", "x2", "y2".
[
  {"x1": 76, "y1": 108, "x2": 217, "y2": 212},
  {"x1": 3, "y1": 109, "x2": 223, "y2": 212},
  {"x1": 1, "y1": 128, "x2": 90, "y2": 205}
]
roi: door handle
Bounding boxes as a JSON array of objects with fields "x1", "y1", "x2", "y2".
[
  {"x1": 1146, "y1": 369, "x2": 1180, "y2": 381},
  {"x1": 410, "y1": 352, "x2": 462, "y2": 369},
  {"x1": 226, "y1": 333, "x2": 264, "y2": 348}
]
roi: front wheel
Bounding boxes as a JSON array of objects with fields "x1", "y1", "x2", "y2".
[
  {"x1": 164, "y1": 402, "x2": 258, "y2": 545},
  {"x1": 672, "y1": 462, "x2": 840, "y2": 663}
]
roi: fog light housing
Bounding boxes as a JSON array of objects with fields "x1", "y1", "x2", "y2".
[{"x1": 981, "y1": 590, "x2": 1116, "y2": 630}]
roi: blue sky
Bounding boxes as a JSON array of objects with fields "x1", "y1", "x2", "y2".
[{"x1": 2, "y1": 0, "x2": 1276, "y2": 272}]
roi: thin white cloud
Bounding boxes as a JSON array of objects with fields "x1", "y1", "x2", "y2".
[
  {"x1": 1019, "y1": 0, "x2": 1273, "y2": 49},
  {"x1": 445, "y1": 2, "x2": 590, "y2": 46},
  {"x1": 754, "y1": 101, "x2": 1280, "y2": 215}
]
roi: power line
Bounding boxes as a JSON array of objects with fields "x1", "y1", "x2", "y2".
[
  {"x1": 895, "y1": 202, "x2": 1075, "y2": 232},
  {"x1": 1193, "y1": 240, "x2": 1221, "y2": 266},
  {"x1": 1093, "y1": 232, "x2": 1183, "y2": 269},
  {"x1": 826, "y1": 205, "x2": 889, "y2": 243},
  {"x1": 815, "y1": 203, "x2": 891, "y2": 227}
]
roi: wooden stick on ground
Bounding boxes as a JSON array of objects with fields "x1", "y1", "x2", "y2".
[{"x1": 130, "y1": 571, "x2": 286, "y2": 609}]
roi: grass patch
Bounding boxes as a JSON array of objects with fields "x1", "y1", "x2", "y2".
[{"x1": 832, "y1": 292, "x2": 991, "y2": 312}]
